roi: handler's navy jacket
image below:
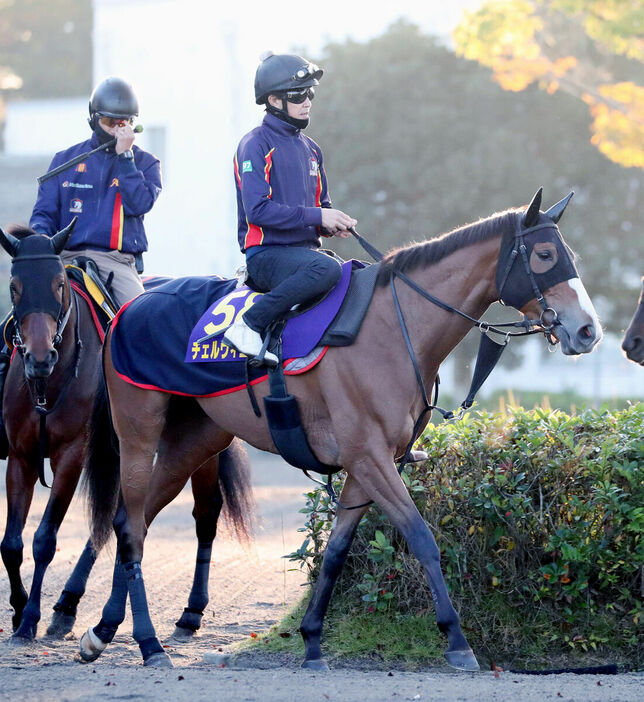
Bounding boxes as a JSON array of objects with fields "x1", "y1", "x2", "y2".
[
  {"x1": 234, "y1": 113, "x2": 332, "y2": 254},
  {"x1": 30, "y1": 133, "x2": 161, "y2": 254}
]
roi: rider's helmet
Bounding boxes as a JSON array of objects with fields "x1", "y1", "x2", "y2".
[
  {"x1": 88, "y1": 77, "x2": 139, "y2": 143},
  {"x1": 254, "y1": 52, "x2": 323, "y2": 105}
]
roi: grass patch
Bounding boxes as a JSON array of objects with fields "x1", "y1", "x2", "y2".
[{"x1": 239, "y1": 596, "x2": 444, "y2": 667}]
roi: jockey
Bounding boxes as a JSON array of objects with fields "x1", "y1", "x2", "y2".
[
  {"x1": 223, "y1": 52, "x2": 357, "y2": 366},
  {"x1": 0, "y1": 77, "x2": 162, "y2": 459}
]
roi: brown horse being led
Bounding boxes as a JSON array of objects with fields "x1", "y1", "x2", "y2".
[
  {"x1": 0, "y1": 224, "x2": 254, "y2": 644},
  {"x1": 82, "y1": 189, "x2": 602, "y2": 670},
  {"x1": 622, "y1": 277, "x2": 644, "y2": 365}
]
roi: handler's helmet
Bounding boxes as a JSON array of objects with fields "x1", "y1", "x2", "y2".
[
  {"x1": 254, "y1": 52, "x2": 323, "y2": 105},
  {"x1": 88, "y1": 77, "x2": 139, "y2": 129}
]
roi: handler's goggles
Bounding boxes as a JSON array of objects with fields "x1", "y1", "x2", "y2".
[
  {"x1": 283, "y1": 87, "x2": 315, "y2": 104},
  {"x1": 291, "y1": 63, "x2": 321, "y2": 81},
  {"x1": 98, "y1": 115, "x2": 135, "y2": 128}
]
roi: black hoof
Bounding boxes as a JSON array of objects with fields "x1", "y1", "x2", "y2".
[
  {"x1": 301, "y1": 658, "x2": 330, "y2": 671},
  {"x1": 144, "y1": 651, "x2": 174, "y2": 668},
  {"x1": 170, "y1": 626, "x2": 196, "y2": 641},
  {"x1": 46, "y1": 612, "x2": 76, "y2": 638},
  {"x1": 444, "y1": 648, "x2": 480, "y2": 671}
]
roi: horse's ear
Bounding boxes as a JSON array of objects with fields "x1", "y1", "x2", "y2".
[
  {"x1": 522, "y1": 187, "x2": 543, "y2": 228},
  {"x1": 0, "y1": 227, "x2": 19, "y2": 257},
  {"x1": 545, "y1": 191, "x2": 574, "y2": 224},
  {"x1": 51, "y1": 217, "x2": 77, "y2": 255}
]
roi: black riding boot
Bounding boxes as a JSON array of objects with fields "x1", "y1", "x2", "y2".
[{"x1": 0, "y1": 345, "x2": 11, "y2": 460}]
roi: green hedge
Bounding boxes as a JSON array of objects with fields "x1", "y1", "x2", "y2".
[{"x1": 287, "y1": 404, "x2": 643, "y2": 666}]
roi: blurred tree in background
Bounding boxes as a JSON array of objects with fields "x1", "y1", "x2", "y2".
[
  {"x1": 0, "y1": 0, "x2": 91, "y2": 149},
  {"x1": 0, "y1": 0, "x2": 92, "y2": 99},
  {"x1": 453, "y1": 1, "x2": 644, "y2": 170},
  {"x1": 309, "y1": 19, "x2": 643, "y2": 341}
]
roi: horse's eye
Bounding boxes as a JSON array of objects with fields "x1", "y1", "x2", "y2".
[{"x1": 537, "y1": 250, "x2": 552, "y2": 261}]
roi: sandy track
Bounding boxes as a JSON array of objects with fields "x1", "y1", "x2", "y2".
[{"x1": 0, "y1": 449, "x2": 641, "y2": 701}]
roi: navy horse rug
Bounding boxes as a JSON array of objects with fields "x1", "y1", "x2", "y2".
[{"x1": 111, "y1": 260, "x2": 375, "y2": 397}]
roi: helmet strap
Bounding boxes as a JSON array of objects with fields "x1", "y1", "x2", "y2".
[
  {"x1": 266, "y1": 101, "x2": 309, "y2": 130},
  {"x1": 88, "y1": 115, "x2": 117, "y2": 148}
]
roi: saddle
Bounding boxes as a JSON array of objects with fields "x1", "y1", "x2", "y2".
[{"x1": 2, "y1": 259, "x2": 118, "y2": 350}]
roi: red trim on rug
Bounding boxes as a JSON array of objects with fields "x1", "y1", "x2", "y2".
[
  {"x1": 113, "y1": 346, "x2": 330, "y2": 397},
  {"x1": 70, "y1": 281, "x2": 106, "y2": 342}
]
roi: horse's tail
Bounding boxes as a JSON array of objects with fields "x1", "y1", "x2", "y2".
[
  {"x1": 218, "y1": 439, "x2": 257, "y2": 543},
  {"x1": 82, "y1": 371, "x2": 120, "y2": 551}
]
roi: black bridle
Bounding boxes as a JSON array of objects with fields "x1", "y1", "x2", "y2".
[
  {"x1": 323, "y1": 216, "x2": 576, "y2": 510},
  {"x1": 9, "y1": 255, "x2": 84, "y2": 488}
]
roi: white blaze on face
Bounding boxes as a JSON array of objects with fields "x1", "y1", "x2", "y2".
[{"x1": 568, "y1": 278, "x2": 602, "y2": 339}]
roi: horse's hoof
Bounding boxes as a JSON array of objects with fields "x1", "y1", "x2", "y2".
[
  {"x1": 301, "y1": 658, "x2": 330, "y2": 671},
  {"x1": 170, "y1": 626, "x2": 196, "y2": 641},
  {"x1": 8, "y1": 633, "x2": 34, "y2": 647},
  {"x1": 79, "y1": 627, "x2": 108, "y2": 662},
  {"x1": 144, "y1": 651, "x2": 174, "y2": 668},
  {"x1": 444, "y1": 648, "x2": 480, "y2": 671},
  {"x1": 46, "y1": 612, "x2": 75, "y2": 639}
]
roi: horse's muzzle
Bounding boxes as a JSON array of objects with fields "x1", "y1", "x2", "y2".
[
  {"x1": 622, "y1": 333, "x2": 644, "y2": 365},
  {"x1": 24, "y1": 349, "x2": 59, "y2": 379},
  {"x1": 553, "y1": 321, "x2": 600, "y2": 356}
]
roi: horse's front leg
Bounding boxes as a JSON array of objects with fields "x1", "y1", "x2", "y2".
[
  {"x1": 172, "y1": 457, "x2": 223, "y2": 639},
  {"x1": 47, "y1": 538, "x2": 97, "y2": 637},
  {"x1": 300, "y1": 474, "x2": 371, "y2": 670},
  {"x1": 0, "y1": 454, "x2": 37, "y2": 634},
  {"x1": 11, "y1": 446, "x2": 83, "y2": 642},
  {"x1": 348, "y1": 451, "x2": 480, "y2": 672}
]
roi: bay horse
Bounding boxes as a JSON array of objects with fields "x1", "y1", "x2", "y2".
[
  {"x1": 82, "y1": 189, "x2": 602, "y2": 670},
  {"x1": 0, "y1": 224, "x2": 254, "y2": 644},
  {"x1": 622, "y1": 277, "x2": 643, "y2": 365}
]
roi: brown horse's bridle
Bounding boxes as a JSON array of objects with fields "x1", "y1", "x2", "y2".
[{"x1": 9, "y1": 254, "x2": 83, "y2": 488}]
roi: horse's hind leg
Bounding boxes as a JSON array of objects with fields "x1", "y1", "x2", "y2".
[
  {"x1": 1, "y1": 455, "x2": 37, "y2": 633},
  {"x1": 172, "y1": 456, "x2": 223, "y2": 640},
  {"x1": 79, "y1": 501, "x2": 129, "y2": 662},
  {"x1": 300, "y1": 475, "x2": 371, "y2": 670},
  {"x1": 11, "y1": 447, "x2": 82, "y2": 642},
  {"x1": 47, "y1": 539, "x2": 97, "y2": 637}
]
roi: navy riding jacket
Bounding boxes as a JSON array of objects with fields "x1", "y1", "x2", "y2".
[
  {"x1": 234, "y1": 113, "x2": 332, "y2": 254},
  {"x1": 30, "y1": 133, "x2": 162, "y2": 254}
]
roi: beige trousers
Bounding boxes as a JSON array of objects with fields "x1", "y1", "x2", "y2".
[{"x1": 61, "y1": 249, "x2": 144, "y2": 307}]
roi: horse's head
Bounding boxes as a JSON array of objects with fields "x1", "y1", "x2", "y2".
[
  {"x1": 496, "y1": 188, "x2": 602, "y2": 355},
  {"x1": 622, "y1": 278, "x2": 644, "y2": 365},
  {"x1": 0, "y1": 219, "x2": 76, "y2": 379}
]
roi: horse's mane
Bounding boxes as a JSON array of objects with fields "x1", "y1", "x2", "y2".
[
  {"x1": 6, "y1": 224, "x2": 37, "y2": 240},
  {"x1": 375, "y1": 209, "x2": 520, "y2": 285}
]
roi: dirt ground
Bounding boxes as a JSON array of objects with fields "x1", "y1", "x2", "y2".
[{"x1": 0, "y1": 448, "x2": 641, "y2": 701}]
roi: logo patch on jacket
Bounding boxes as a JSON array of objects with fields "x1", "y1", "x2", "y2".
[
  {"x1": 75, "y1": 163, "x2": 87, "y2": 173},
  {"x1": 242, "y1": 160, "x2": 253, "y2": 173},
  {"x1": 309, "y1": 158, "x2": 319, "y2": 176},
  {"x1": 70, "y1": 198, "x2": 83, "y2": 213},
  {"x1": 110, "y1": 178, "x2": 120, "y2": 188}
]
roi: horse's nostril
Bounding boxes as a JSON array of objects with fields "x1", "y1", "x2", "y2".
[{"x1": 578, "y1": 324, "x2": 594, "y2": 342}]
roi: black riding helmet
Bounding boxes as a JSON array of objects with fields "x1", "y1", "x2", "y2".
[
  {"x1": 88, "y1": 77, "x2": 139, "y2": 145},
  {"x1": 255, "y1": 52, "x2": 322, "y2": 129}
]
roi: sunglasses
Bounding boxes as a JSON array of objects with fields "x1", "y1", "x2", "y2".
[
  {"x1": 98, "y1": 116, "x2": 135, "y2": 128},
  {"x1": 283, "y1": 87, "x2": 315, "y2": 104}
]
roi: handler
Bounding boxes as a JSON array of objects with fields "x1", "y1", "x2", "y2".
[
  {"x1": 30, "y1": 75, "x2": 162, "y2": 304},
  {"x1": 0, "y1": 76, "x2": 162, "y2": 458},
  {"x1": 223, "y1": 52, "x2": 357, "y2": 365}
]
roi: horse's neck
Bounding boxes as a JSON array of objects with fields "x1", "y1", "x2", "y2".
[{"x1": 387, "y1": 234, "x2": 502, "y2": 372}]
